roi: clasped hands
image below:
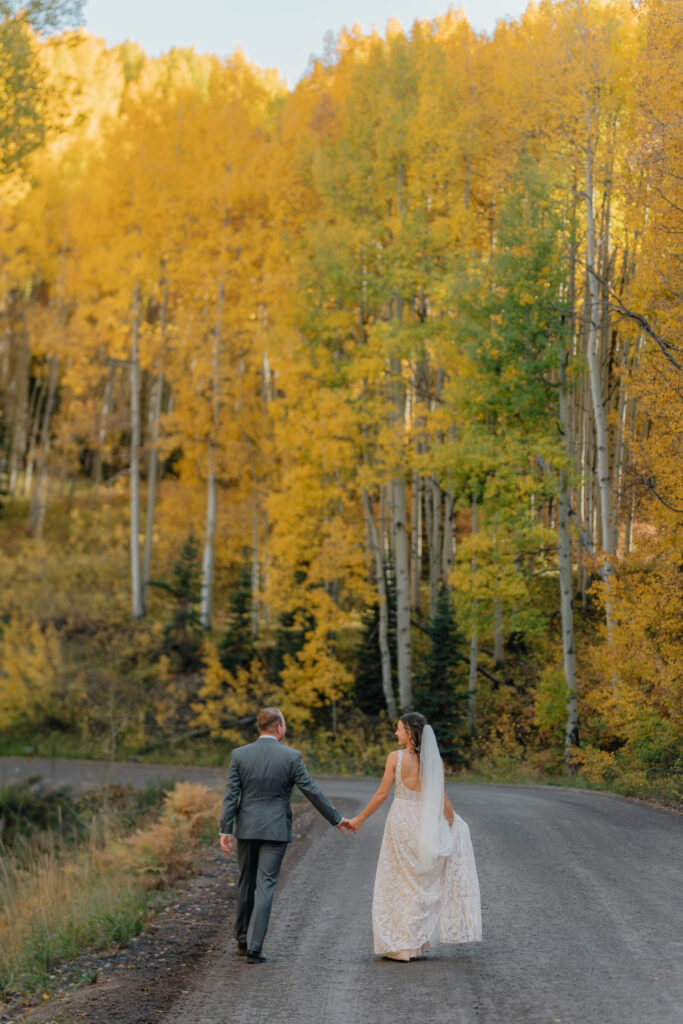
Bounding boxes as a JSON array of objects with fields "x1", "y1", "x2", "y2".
[
  {"x1": 337, "y1": 817, "x2": 361, "y2": 834},
  {"x1": 220, "y1": 820, "x2": 359, "y2": 853}
]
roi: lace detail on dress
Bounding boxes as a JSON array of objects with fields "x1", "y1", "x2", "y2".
[{"x1": 371, "y1": 749, "x2": 482, "y2": 958}]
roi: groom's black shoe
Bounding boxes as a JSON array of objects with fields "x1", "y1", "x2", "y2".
[
  {"x1": 246, "y1": 950, "x2": 267, "y2": 964},
  {"x1": 236, "y1": 941, "x2": 247, "y2": 957}
]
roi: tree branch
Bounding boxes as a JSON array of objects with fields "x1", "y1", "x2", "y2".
[
  {"x1": 633, "y1": 473, "x2": 683, "y2": 515},
  {"x1": 575, "y1": 256, "x2": 682, "y2": 369},
  {"x1": 456, "y1": 652, "x2": 506, "y2": 688}
]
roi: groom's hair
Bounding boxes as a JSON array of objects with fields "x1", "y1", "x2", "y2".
[{"x1": 257, "y1": 707, "x2": 285, "y2": 733}]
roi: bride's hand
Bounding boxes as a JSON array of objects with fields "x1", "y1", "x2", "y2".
[{"x1": 348, "y1": 817, "x2": 362, "y2": 833}]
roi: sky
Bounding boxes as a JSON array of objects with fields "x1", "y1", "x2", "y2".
[{"x1": 80, "y1": 1, "x2": 531, "y2": 87}]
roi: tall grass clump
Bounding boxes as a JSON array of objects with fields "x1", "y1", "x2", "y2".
[{"x1": 0, "y1": 782, "x2": 220, "y2": 1000}]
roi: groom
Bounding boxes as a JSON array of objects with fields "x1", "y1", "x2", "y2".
[{"x1": 219, "y1": 706, "x2": 350, "y2": 963}]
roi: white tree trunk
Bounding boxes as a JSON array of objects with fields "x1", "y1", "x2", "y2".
[
  {"x1": 624, "y1": 375, "x2": 640, "y2": 556},
  {"x1": 140, "y1": 280, "x2": 165, "y2": 598},
  {"x1": 142, "y1": 280, "x2": 167, "y2": 596},
  {"x1": 380, "y1": 483, "x2": 390, "y2": 558},
  {"x1": 251, "y1": 482, "x2": 260, "y2": 637},
  {"x1": 362, "y1": 488, "x2": 398, "y2": 718},
  {"x1": 28, "y1": 355, "x2": 59, "y2": 539},
  {"x1": 558, "y1": 352, "x2": 579, "y2": 769},
  {"x1": 424, "y1": 475, "x2": 433, "y2": 570},
  {"x1": 142, "y1": 369, "x2": 163, "y2": 596},
  {"x1": 467, "y1": 496, "x2": 478, "y2": 734},
  {"x1": 575, "y1": 368, "x2": 587, "y2": 602},
  {"x1": 261, "y1": 504, "x2": 271, "y2": 629},
  {"x1": 493, "y1": 596, "x2": 505, "y2": 668},
  {"x1": 428, "y1": 477, "x2": 442, "y2": 619},
  {"x1": 94, "y1": 361, "x2": 114, "y2": 486},
  {"x1": 468, "y1": 634, "x2": 478, "y2": 735},
  {"x1": 559, "y1": 474, "x2": 579, "y2": 766},
  {"x1": 200, "y1": 445, "x2": 217, "y2": 629},
  {"x1": 442, "y1": 489, "x2": 455, "y2": 591},
  {"x1": 392, "y1": 475, "x2": 412, "y2": 709},
  {"x1": 613, "y1": 345, "x2": 630, "y2": 555},
  {"x1": 585, "y1": 143, "x2": 614, "y2": 560},
  {"x1": 22, "y1": 378, "x2": 44, "y2": 497},
  {"x1": 410, "y1": 467, "x2": 422, "y2": 611},
  {"x1": 129, "y1": 293, "x2": 144, "y2": 619},
  {"x1": 200, "y1": 283, "x2": 224, "y2": 629},
  {"x1": 585, "y1": 140, "x2": 615, "y2": 650}
]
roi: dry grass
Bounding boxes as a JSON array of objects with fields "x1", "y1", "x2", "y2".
[
  {"x1": 0, "y1": 783, "x2": 220, "y2": 999},
  {"x1": 116, "y1": 781, "x2": 221, "y2": 885}
]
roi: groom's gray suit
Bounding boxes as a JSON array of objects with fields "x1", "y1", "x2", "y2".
[{"x1": 220, "y1": 735, "x2": 343, "y2": 954}]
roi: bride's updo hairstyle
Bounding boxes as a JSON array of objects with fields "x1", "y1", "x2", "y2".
[{"x1": 400, "y1": 712, "x2": 427, "y2": 757}]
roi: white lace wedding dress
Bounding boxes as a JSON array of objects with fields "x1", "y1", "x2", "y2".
[{"x1": 372, "y1": 750, "x2": 482, "y2": 959}]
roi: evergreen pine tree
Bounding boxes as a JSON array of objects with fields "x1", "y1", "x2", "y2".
[
  {"x1": 268, "y1": 606, "x2": 316, "y2": 681},
  {"x1": 219, "y1": 562, "x2": 254, "y2": 673},
  {"x1": 149, "y1": 530, "x2": 203, "y2": 671},
  {"x1": 413, "y1": 587, "x2": 467, "y2": 765},
  {"x1": 353, "y1": 555, "x2": 397, "y2": 717}
]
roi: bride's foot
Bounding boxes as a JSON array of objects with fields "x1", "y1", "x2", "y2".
[{"x1": 383, "y1": 951, "x2": 412, "y2": 962}]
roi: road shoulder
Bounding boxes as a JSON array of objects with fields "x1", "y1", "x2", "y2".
[{"x1": 4, "y1": 804, "x2": 318, "y2": 1024}]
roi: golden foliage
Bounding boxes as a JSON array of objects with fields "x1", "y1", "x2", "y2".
[
  {"x1": 569, "y1": 746, "x2": 616, "y2": 784},
  {"x1": 0, "y1": 616, "x2": 62, "y2": 730},
  {"x1": 191, "y1": 641, "x2": 280, "y2": 741},
  {"x1": 0, "y1": 0, "x2": 679, "y2": 791}
]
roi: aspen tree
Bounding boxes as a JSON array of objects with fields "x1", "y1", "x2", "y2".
[
  {"x1": 129, "y1": 286, "x2": 143, "y2": 618},
  {"x1": 362, "y1": 487, "x2": 398, "y2": 718},
  {"x1": 467, "y1": 495, "x2": 478, "y2": 734},
  {"x1": 142, "y1": 277, "x2": 167, "y2": 598},
  {"x1": 2, "y1": 2, "x2": 679, "y2": 778},
  {"x1": 27, "y1": 351, "x2": 58, "y2": 538},
  {"x1": 199, "y1": 283, "x2": 223, "y2": 630}
]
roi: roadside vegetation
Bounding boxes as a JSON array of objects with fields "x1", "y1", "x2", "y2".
[{"x1": 0, "y1": 779, "x2": 220, "y2": 1002}]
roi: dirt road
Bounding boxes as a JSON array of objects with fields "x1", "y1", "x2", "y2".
[
  {"x1": 0, "y1": 755, "x2": 226, "y2": 792},
  {"x1": 3, "y1": 759, "x2": 681, "y2": 1024},
  {"x1": 166, "y1": 778, "x2": 680, "y2": 1024}
]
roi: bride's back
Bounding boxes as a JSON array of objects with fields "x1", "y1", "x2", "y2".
[{"x1": 399, "y1": 748, "x2": 421, "y2": 792}]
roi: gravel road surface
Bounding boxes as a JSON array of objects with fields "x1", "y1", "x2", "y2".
[
  {"x1": 2, "y1": 758, "x2": 680, "y2": 1024},
  {"x1": 0, "y1": 755, "x2": 226, "y2": 792}
]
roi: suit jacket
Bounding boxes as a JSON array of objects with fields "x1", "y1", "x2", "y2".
[{"x1": 220, "y1": 738, "x2": 342, "y2": 841}]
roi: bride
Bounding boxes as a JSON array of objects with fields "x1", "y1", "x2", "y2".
[{"x1": 348, "y1": 712, "x2": 482, "y2": 961}]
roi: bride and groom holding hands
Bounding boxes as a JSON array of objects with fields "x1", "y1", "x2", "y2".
[{"x1": 219, "y1": 706, "x2": 482, "y2": 964}]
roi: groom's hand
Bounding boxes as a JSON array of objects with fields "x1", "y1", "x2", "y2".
[
  {"x1": 336, "y1": 818, "x2": 353, "y2": 833},
  {"x1": 220, "y1": 834, "x2": 233, "y2": 854}
]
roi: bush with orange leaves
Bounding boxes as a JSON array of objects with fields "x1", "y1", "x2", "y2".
[{"x1": 106, "y1": 783, "x2": 221, "y2": 887}]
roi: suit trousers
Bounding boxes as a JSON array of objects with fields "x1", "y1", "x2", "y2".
[{"x1": 234, "y1": 838, "x2": 288, "y2": 952}]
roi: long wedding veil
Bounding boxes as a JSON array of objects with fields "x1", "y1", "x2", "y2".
[{"x1": 418, "y1": 724, "x2": 451, "y2": 873}]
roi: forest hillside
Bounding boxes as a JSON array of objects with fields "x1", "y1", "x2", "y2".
[{"x1": 0, "y1": 0, "x2": 681, "y2": 799}]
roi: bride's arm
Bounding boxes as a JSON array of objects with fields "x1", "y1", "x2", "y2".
[
  {"x1": 443, "y1": 766, "x2": 455, "y2": 826},
  {"x1": 347, "y1": 751, "x2": 398, "y2": 832}
]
